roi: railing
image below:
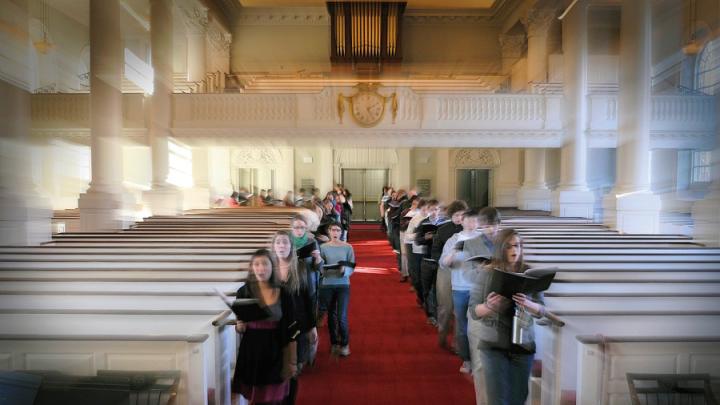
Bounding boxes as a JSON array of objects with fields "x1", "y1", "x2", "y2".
[
  {"x1": 30, "y1": 93, "x2": 146, "y2": 127},
  {"x1": 435, "y1": 95, "x2": 546, "y2": 122}
]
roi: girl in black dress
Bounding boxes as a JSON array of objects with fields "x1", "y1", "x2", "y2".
[
  {"x1": 270, "y1": 231, "x2": 317, "y2": 405},
  {"x1": 233, "y1": 249, "x2": 298, "y2": 405}
]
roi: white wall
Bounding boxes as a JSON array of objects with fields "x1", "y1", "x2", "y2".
[
  {"x1": 494, "y1": 149, "x2": 522, "y2": 207},
  {"x1": 587, "y1": 148, "x2": 616, "y2": 218}
]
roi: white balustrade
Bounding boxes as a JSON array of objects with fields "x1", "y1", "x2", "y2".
[
  {"x1": 29, "y1": 91, "x2": 716, "y2": 148},
  {"x1": 31, "y1": 94, "x2": 146, "y2": 128}
]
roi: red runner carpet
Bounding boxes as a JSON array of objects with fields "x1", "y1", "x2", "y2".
[{"x1": 297, "y1": 223, "x2": 476, "y2": 404}]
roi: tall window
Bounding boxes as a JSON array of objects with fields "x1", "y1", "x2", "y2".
[
  {"x1": 696, "y1": 37, "x2": 720, "y2": 95},
  {"x1": 691, "y1": 151, "x2": 711, "y2": 184},
  {"x1": 167, "y1": 139, "x2": 193, "y2": 188}
]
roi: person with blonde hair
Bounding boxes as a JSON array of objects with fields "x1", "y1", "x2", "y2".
[{"x1": 269, "y1": 230, "x2": 317, "y2": 404}]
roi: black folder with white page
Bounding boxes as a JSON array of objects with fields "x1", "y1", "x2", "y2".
[
  {"x1": 213, "y1": 287, "x2": 272, "y2": 322},
  {"x1": 485, "y1": 268, "x2": 556, "y2": 298},
  {"x1": 322, "y1": 261, "x2": 356, "y2": 278}
]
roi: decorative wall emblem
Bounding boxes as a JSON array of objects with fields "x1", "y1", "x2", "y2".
[
  {"x1": 232, "y1": 148, "x2": 282, "y2": 167},
  {"x1": 338, "y1": 84, "x2": 398, "y2": 127},
  {"x1": 453, "y1": 149, "x2": 501, "y2": 168}
]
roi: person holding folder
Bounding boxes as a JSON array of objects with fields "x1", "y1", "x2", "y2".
[
  {"x1": 319, "y1": 222, "x2": 356, "y2": 357},
  {"x1": 439, "y1": 208, "x2": 482, "y2": 374},
  {"x1": 290, "y1": 214, "x2": 323, "y2": 365},
  {"x1": 468, "y1": 229, "x2": 547, "y2": 405},
  {"x1": 270, "y1": 230, "x2": 316, "y2": 405},
  {"x1": 232, "y1": 249, "x2": 298, "y2": 405}
]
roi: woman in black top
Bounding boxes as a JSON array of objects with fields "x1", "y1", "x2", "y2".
[
  {"x1": 270, "y1": 230, "x2": 317, "y2": 405},
  {"x1": 232, "y1": 249, "x2": 298, "y2": 405}
]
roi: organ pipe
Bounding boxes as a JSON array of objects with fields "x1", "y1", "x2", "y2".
[{"x1": 328, "y1": 2, "x2": 405, "y2": 62}]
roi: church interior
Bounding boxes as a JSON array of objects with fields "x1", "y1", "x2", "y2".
[{"x1": 0, "y1": 0, "x2": 719, "y2": 404}]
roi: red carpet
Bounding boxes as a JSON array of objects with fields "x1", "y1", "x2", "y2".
[{"x1": 297, "y1": 224, "x2": 476, "y2": 404}]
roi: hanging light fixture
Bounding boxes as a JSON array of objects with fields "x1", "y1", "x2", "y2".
[{"x1": 33, "y1": 0, "x2": 54, "y2": 54}]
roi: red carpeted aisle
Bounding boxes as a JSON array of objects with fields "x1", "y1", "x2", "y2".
[{"x1": 297, "y1": 223, "x2": 476, "y2": 405}]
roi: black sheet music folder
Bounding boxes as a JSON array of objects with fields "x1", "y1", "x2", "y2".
[{"x1": 486, "y1": 268, "x2": 555, "y2": 298}]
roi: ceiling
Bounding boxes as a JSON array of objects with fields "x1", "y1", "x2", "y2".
[{"x1": 238, "y1": 0, "x2": 498, "y2": 9}]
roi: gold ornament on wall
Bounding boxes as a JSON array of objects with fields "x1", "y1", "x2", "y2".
[{"x1": 338, "y1": 83, "x2": 397, "y2": 127}]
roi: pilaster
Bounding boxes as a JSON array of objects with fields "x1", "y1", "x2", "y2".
[
  {"x1": 603, "y1": 0, "x2": 659, "y2": 233},
  {"x1": 553, "y1": 0, "x2": 594, "y2": 218},
  {"x1": 144, "y1": 0, "x2": 182, "y2": 215},
  {"x1": 79, "y1": 0, "x2": 136, "y2": 231},
  {"x1": 517, "y1": 148, "x2": 552, "y2": 211}
]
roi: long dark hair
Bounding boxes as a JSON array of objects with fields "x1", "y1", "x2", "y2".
[
  {"x1": 247, "y1": 248, "x2": 281, "y2": 288},
  {"x1": 490, "y1": 228, "x2": 526, "y2": 273}
]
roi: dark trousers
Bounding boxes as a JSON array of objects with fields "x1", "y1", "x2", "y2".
[
  {"x1": 408, "y1": 250, "x2": 424, "y2": 304},
  {"x1": 319, "y1": 286, "x2": 351, "y2": 346},
  {"x1": 478, "y1": 349, "x2": 533, "y2": 405},
  {"x1": 420, "y1": 259, "x2": 438, "y2": 318}
]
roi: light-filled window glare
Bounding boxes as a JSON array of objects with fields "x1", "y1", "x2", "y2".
[
  {"x1": 696, "y1": 37, "x2": 720, "y2": 95},
  {"x1": 167, "y1": 139, "x2": 193, "y2": 188},
  {"x1": 691, "y1": 150, "x2": 711, "y2": 183}
]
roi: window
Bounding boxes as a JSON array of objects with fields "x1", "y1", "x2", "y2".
[
  {"x1": 167, "y1": 139, "x2": 193, "y2": 188},
  {"x1": 696, "y1": 37, "x2": 720, "y2": 95},
  {"x1": 691, "y1": 151, "x2": 711, "y2": 183}
]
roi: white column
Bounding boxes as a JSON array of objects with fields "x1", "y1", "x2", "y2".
[
  {"x1": 208, "y1": 146, "x2": 233, "y2": 198},
  {"x1": 181, "y1": 6, "x2": 208, "y2": 82},
  {"x1": 517, "y1": 149, "x2": 552, "y2": 211},
  {"x1": 0, "y1": 81, "x2": 52, "y2": 244},
  {"x1": 143, "y1": 0, "x2": 183, "y2": 215},
  {"x1": 499, "y1": 34, "x2": 526, "y2": 91},
  {"x1": 552, "y1": 0, "x2": 595, "y2": 218},
  {"x1": 691, "y1": 96, "x2": 720, "y2": 245},
  {"x1": 317, "y1": 148, "x2": 335, "y2": 193},
  {"x1": 523, "y1": 2, "x2": 558, "y2": 85},
  {"x1": 395, "y1": 148, "x2": 412, "y2": 190},
  {"x1": 183, "y1": 147, "x2": 210, "y2": 209},
  {"x1": 602, "y1": 0, "x2": 660, "y2": 233},
  {"x1": 78, "y1": 0, "x2": 135, "y2": 231},
  {"x1": 434, "y1": 148, "x2": 451, "y2": 202}
]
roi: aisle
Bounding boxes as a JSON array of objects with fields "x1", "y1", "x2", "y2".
[{"x1": 297, "y1": 224, "x2": 476, "y2": 404}]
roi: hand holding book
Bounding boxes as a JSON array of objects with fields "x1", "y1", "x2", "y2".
[{"x1": 486, "y1": 268, "x2": 555, "y2": 299}]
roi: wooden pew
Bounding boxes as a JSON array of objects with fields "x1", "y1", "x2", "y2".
[
  {"x1": 0, "y1": 281, "x2": 243, "y2": 296},
  {"x1": 536, "y1": 303, "x2": 720, "y2": 405},
  {"x1": 0, "y1": 312, "x2": 235, "y2": 405},
  {"x1": 575, "y1": 335, "x2": 720, "y2": 405},
  {"x1": 0, "y1": 270, "x2": 247, "y2": 282}
]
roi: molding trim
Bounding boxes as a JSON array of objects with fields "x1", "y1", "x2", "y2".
[{"x1": 235, "y1": 8, "x2": 329, "y2": 26}]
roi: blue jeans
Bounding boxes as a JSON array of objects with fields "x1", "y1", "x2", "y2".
[
  {"x1": 452, "y1": 289, "x2": 471, "y2": 361},
  {"x1": 319, "y1": 286, "x2": 350, "y2": 346},
  {"x1": 478, "y1": 349, "x2": 533, "y2": 405}
]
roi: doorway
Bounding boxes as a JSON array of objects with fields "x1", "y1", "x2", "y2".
[
  {"x1": 341, "y1": 169, "x2": 389, "y2": 221},
  {"x1": 456, "y1": 169, "x2": 490, "y2": 208}
]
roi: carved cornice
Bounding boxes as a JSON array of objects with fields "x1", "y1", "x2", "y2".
[
  {"x1": 522, "y1": 3, "x2": 559, "y2": 38},
  {"x1": 452, "y1": 149, "x2": 501, "y2": 168},
  {"x1": 180, "y1": 6, "x2": 209, "y2": 34},
  {"x1": 499, "y1": 33, "x2": 526, "y2": 59},
  {"x1": 236, "y1": 8, "x2": 329, "y2": 26},
  {"x1": 404, "y1": 15, "x2": 493, "y2": 24},
  {"x1": 231, "y1": 148, "x2": 282, "y2": 167},
  {"x1": 207, "y1": 21, "x2": 231, "y2": 51}
]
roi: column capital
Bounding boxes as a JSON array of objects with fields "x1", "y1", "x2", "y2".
[
  {"x1": 180, "y1": 5, "x2": 209, "y2": 35},
  {"x1": 498, "y1": 33, "x2": 526, "y2": 59},
  {"x1": 522, "y1": 2, "x2": 559, "y2": 38},
  {"x1": 207, "y1": 22, "x2": 232, "y2": 51}
]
